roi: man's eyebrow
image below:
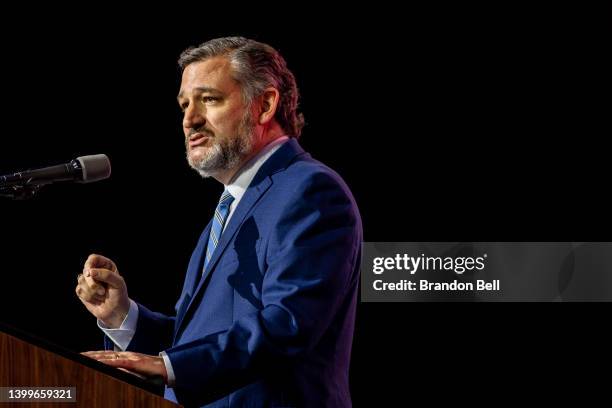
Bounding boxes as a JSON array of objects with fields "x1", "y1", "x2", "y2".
[{"x1": 177, "y1": 87, "x2": 222, "y2": 102}]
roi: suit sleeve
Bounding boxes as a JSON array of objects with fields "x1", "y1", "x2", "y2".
[{"x1": 164, "y1": 171, "x2": 362, "y2": 404}]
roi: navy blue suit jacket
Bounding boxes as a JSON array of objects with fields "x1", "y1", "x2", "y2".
[{"x1": 107, "y1": 139, "x2": 362, "y2": 407}]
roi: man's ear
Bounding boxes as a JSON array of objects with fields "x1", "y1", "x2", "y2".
[{"x1": 258, "y1": 87, "x2": 280, "y2": 125}]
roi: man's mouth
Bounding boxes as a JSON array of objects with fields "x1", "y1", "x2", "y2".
[{"x1": 188, "y1": 133, "x2": 211, "y2": 148}]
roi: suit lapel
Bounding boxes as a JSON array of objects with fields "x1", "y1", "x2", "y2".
[
  {"x1": 174, "y1": 221, "x2": 212, "y2": 332},
  {"x1": 190, "y1": 221, "x2": 212, "y2": 293}
]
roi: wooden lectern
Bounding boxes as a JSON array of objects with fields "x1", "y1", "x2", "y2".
[{"x1": 0, "y1": 323, "x2": 181, "y2": 407}]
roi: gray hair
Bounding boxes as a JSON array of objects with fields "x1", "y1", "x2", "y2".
[{"x1": 178, "y1": 37, "x2": 305, "y2": 138}]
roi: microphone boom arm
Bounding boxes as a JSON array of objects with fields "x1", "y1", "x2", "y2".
[{"x1": 0, "y1": 184, "x2": 43, "y2": 200}]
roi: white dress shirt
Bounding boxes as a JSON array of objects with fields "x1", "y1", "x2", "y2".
[{"x1": 98, "y1": 136, "x2": 290, "y2": 386}]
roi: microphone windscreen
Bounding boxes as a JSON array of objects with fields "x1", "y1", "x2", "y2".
[{"x1": 77, "y1": 154, "x2": 111, "y2": 183}]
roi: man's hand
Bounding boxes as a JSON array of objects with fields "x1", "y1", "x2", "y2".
[
  {"x1": 81, "y1": 351, "x2": 168, "y2": 383},
  {"x1": 75, "y1": 254, "x2": 130, "y2": 328}
]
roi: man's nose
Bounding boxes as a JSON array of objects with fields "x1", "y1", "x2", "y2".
[{"x1": 183, "y1": 104, "x2": 206, "y2": 130}]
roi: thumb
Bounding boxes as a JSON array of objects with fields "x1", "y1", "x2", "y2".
[
  {"x1": 87, "y1": 268, "x2": 124, "y2": 289},
  {"x1": 85, "y1": 254, "x2": 116, "y2": 272}
]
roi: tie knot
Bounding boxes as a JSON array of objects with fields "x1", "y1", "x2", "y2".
[{"x1": 218, "y1": 190, "x2": 234, "y2": 208}]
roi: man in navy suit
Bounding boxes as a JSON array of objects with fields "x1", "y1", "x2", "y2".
[{"x1": 77, "y1": 37, "x2": 362, "y2": 407}]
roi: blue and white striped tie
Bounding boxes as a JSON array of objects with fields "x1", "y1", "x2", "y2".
[{"x1": 204, "y1": 189, "x2": 235, "y2": 271}]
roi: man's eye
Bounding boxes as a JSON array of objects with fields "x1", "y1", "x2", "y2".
[{"x1": 202, "y1": 96, "x2": 220, "y2": 103}]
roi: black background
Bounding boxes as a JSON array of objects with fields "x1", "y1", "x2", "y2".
[{"x1": 0, "y1": 5, "x2": 609, "y2": 405}]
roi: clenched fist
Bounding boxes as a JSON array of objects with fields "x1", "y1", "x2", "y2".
[{"x1": 76, "y1": 254, "x2": 130, "y2": 328}]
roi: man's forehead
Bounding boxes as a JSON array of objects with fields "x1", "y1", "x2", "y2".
[{"x1": 179, "y1": 57, "x2": 235, "y2": 97}]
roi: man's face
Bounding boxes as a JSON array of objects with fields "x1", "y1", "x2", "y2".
[{"x1": 178, "y1": 56, "x2": 254, "y2": 178}]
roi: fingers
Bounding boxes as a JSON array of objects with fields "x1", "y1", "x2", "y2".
[
  {"x1": 81, "y1": 351, "x2": 133, "y2": 368},
  {"x1": 82, "y1": 351, "x2": 140, "y2": 370},
  {"x1": 82, "y1": 350, "x2": 132, "y2": 360},
  {"x1": 84, "y1": 254, "x2": 116, "y2": 272},
  {"x1": 86, "y1": 268, "x2": 125, "y2": 289},
  {"x1": 75, "y1": 273, "x2": 106, "y2": 303},
  {"x1": 81, "y1": 350, "x2": 106, "y2": 358},
  {"x1": 81, "y1": 351, "x2": 167, "y2": 381},
  {"x1": 83, "y1": 271, "x2": 107, "y2": 296}
]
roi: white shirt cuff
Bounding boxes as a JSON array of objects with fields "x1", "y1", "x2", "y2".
[
  {"x1": 159, "y1": 351, "x2": 176, "y2": 386},
  {"x1": 97, "y1": 299, "x2": 139, "y2": 351}
]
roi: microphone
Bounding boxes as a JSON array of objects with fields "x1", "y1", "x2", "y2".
[{"x1": 0, "y1": 154, "x2": 111, "y2": 188}]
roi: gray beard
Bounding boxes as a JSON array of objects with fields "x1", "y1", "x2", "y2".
[{"x1": 187, "y1": 119, "x2": 254, "y2": 179}]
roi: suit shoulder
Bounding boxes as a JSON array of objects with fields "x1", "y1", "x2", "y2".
[
  {"x1": 277, "y1": 154, "x2": 356, "y2": 201},
  {"x1": 266, "y1": 154, "x2": 363, "y2": 240}
]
